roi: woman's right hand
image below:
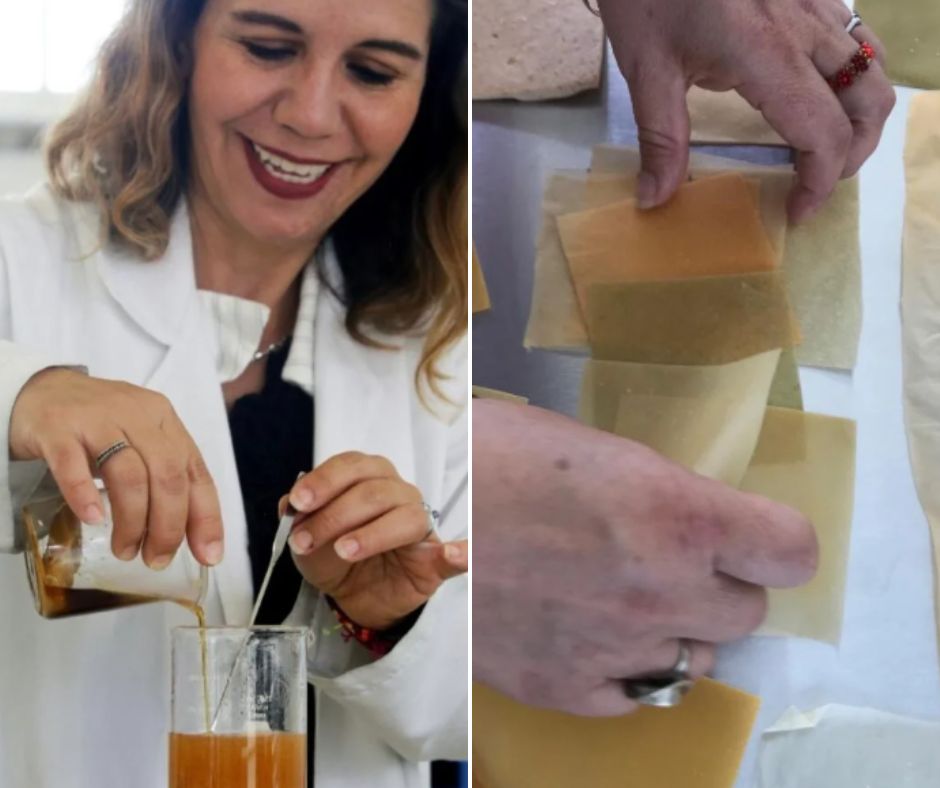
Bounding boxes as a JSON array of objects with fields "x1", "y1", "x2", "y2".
[
  {"x1": 472, "y1": 399, "x2": 818, "y2": 716},
  {"x1": 9, "y1": 368, "x2": 223, "y2": 568}
]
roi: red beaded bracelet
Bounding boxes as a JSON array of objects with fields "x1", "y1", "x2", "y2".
[{"x1": 325, "y1": 596, "x2": 420, "y2": 657}]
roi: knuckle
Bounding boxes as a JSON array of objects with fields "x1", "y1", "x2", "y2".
[
  {"x1": 153, "y1": 460, "x2": 187, "y2": 495},
  {"x1": 186, "y1": 454, "x2": 213, "y2": 485},
  {"x1": 114, "y1": 466, "x2": 149, "y2": 494},
  {"x1": 315, "y1": 506, "x2": 345, "y2": 539},
  {"x1": 336, "y1": 451, "x2": 368, "y2": 467},
  {"x1": 877, "y1": 86, "x2": 897, "y2": 119},
  {"x1": 360, "y1": 479, "x2": 388, "y2": 508}
]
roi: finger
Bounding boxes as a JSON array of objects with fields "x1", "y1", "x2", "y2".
[
  {"x1": 672, "y1": 574, "x2": 769, "y2": 643},
  {"x1": 736, "y1": 55, "x2": 852, "y2": 223},
  {"x1": 289, "y1": 478, "x2": 421, "y2": 553},
  {"x1": 288, "y1": 452, "x2": 398, "y2": 513},
  {"x1": 707, "y1": 482, "x2": 819, "y2": 589},
  {"x1": 441, "y1": 540, "x2": 468, "y2": 576},
  {"x1": 324, "y1": 502, "x2": 429, "y2": 562},
  {"x1": 624, "y1": 638, "x2": 715, "y2": 681},
  {"x1": 811, "y1": 35, "x2": 895, "y2": 177},
  {"x1": 40, "y1": 436, "x2": 105, "y2": 526},
  {"x1": 850, "y1": 24, "x2": 887, "y2": 66},
  {"x1": 622, "y1": 56, "x2": 690, "y2": 209},
  {"x1": 92, "y1": 434, "x2": 150, "y2": 562},
  {"x1": 182, "y1": 445, "x2": 224, "y2": 566},
  {"x1": 122, "y1": 424, "x2": 190, "y2": 570},
  {"x1": 554, "y1": 679, "x2": 639, "y2": 717},
  {"x1": 156, "y1": 416, "x2": 224, "y2": 566}
]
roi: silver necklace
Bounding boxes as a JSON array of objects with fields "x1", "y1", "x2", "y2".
[{"x1": 251, "y1": 335, "x2": 290, "y2": 363}]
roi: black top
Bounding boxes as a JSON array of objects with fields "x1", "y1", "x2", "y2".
[{"x1": 227, "y1": 338, "x2": 316, "y2": 782}]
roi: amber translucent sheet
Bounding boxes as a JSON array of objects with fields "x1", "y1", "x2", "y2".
[
  {"x1": 579, "y1": 351, "x2": 781, "y2": 487},
  {"x1": 557, "y1": 174, "x2": 778, "y2": 316},
  {"x1": 742, "y1": 408, "x2": 857, "y2": 644},
  {"x1": 901, "y1": 91, "x2": 940, "y2": 654},
  {"x1": 584, "y1": 271, "x2": 801, "y2": 365},
  {"x1": 854, "y1": 0, "x2": 940, "y2": 89},
  {"x1": 472, "y1": 678, "x2": 760, "y2": 788},
  {"x1": 587, "y1": 145, "x2": 862, "y2": 370}
]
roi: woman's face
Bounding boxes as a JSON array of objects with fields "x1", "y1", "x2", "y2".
[{"x1": 188, "y1": 0, "x2": 432, "y2": 249}]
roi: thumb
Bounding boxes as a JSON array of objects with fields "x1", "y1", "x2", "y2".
[
  {"x1": 437, "y1": 540, "x2": 468, "y2": 579},
  {"x1": 625, "y1": 58, "x2": 691, "y2": 209}
]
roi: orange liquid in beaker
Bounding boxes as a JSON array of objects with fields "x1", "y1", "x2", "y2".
[{"x1": 168, "y1": 732, "x2": 306, "y2": 788}]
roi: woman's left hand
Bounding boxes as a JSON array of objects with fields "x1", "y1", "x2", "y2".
[{"x1": 284, "y1": 452, "x2": 467, "y2": 631}]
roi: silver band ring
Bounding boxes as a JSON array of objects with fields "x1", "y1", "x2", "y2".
[
  {"x1": 422, "y1": 502, "x2": 441, "y2": 540},
  {"x1": 845, "y1": 11, "x2": 862, "y2": 35},
  {"x1": 622, "y1": 639, "x2": 696, "y2": 708},
  {"x1": 95, "y1": 440, "x2": 130, "y2": 470}
]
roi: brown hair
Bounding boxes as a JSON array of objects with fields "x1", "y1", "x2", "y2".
[{"x1": 46, "y1": 0, "x2": 468, "y2": 404}]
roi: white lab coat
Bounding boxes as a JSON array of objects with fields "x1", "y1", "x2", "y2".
[{"x1": 0, "y1": 184, "x2": 468, "y2": 788}]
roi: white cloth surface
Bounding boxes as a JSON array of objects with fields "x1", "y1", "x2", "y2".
[{"x1": 759, "y1": 704, "x2": 940, "y2": 788}]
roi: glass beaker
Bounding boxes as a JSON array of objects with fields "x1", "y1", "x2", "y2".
[
  {"x1": 169, "y1": 626, "x2": 308, "y2": 788},
  {"x1": 22, "y1": 487, "x2": 208, "y2": 618}
]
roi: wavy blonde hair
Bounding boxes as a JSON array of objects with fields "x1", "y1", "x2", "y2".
[{"x1": 46, "y1": 0, "x2": 468, "y2": 404}]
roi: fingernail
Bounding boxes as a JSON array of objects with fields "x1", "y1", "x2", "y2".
[
  {"x1": 289, "y1": 529, "x2": 314, "y2": 555},
  {"x1": 444, "y1": 543, "x2": 462, "y2": 562},
  {"x1": 636, "y1": 171, "x2": 658, "y2": 209},
  {"x1": 117, "y1": 545, "x2": 138, "y2": 562},
  {"x1": 334, "y1": 537, "x2": 359, "y2": 560},
  {"x1": 149, "y1": 554, "x2": 173, "y2": 571},
  {"x1": 84, "y1": 504, "x2": 104, "y2": 525},
  {"x1": 203, "y1": 540, "x2": 224, "y2": 566},
  {"x1": 290, "y1": 488, "x2": 315, "y2": 511}
]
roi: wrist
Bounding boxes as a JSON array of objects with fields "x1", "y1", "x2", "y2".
[{"x1": 326, "y1": 596, "x2": 424, "y2": 657}]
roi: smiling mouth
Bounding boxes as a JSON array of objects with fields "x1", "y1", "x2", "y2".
[{"x1": 249, "y1": 140, "x2": 334, "y2": 185}]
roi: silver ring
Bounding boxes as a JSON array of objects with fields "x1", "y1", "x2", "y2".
[
  {"x1": 95, "y1": 440, "x2": 130, "y2": 470},
  {"x1": 845, "y1": 11, "x2": 862, "y2": 34},
  {"x1": 422, "y1": 502, "x2": 440, "y2": 539},
  {"x1": 622, "y1": 640, "x2": 696, "y2": 708}
]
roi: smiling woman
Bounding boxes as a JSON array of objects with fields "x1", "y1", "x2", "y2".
[{"x1": 0, "y1": 0, "x2": 467, "y2": 787}]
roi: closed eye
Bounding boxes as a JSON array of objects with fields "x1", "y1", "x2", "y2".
[
  {"x1": 347, "y1": 62, "x2": 396, "y2": 87},
  {"x1": 241, "y1": 40, "x2": 296, "y2": 62}
]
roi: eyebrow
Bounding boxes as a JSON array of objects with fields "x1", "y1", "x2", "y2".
[
  {"x1": 231, "y1": 10, "x2": 302, "y2": 34},
  {"x1": 231, "y1": 11, "x2": 425, "y2": 61},
  {"x1": 357, "y1": 39, "x2": 424, "y2": 62}
]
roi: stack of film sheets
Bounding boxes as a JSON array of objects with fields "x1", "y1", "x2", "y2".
[{"x1": 527, "y1": 145, "x2": 859, "y2": 648}]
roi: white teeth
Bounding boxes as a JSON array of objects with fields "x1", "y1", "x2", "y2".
[{"x1": 251, "y1": 141, "x2": 330, "y2": 184}]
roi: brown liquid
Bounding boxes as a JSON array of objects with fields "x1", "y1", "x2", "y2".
[
  {"x1": 22, "y1": 500, "x2": 151, "y2": 618},
  {"x1": 168, "y1": 732, "x2": 306, "y2": 788}
]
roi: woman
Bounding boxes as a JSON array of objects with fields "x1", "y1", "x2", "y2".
[{"x1": 0, "y1": 0, "x2": 467, "y2": 786}]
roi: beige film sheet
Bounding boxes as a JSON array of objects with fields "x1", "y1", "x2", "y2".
[
  {"x1": 687, "y1": 86, "x2": 785, "y2": 146},
  {"x1": 472, "y1": 0, "x2": 604, "y2": 100},
  {"x1": 854, "y1": 0, "x2": 940, "y2": 89},
  {"x1": 742, "y1": 407, "x2": 856, "y2": 645},
  {"x1": 557, "y1": 174, "x2": 778, "y2": 316},
  {"x1": 783, "y1": 177, "x2": 862, "y2": 370},
  {"x1": 901, "y1": 91, "x2": 940, "y2": 654},
  {"x1": 590, "y1": 145, "x2": 861, "y2": 370},
  {"x1": 768, "y1": 349, "x2": 804, "y2": 411},
  {"x1": 471, "y1": 385, "x2": 528, "y2": 404},
  {"x1": 585, "y1": 271, "x2": 801, "y2": 366},
  {"x1": 472, "y1": 678, "x2": 760, "y2": 788},
  {"x1": 472, "y1": 247, "x2": 491, "y2": 314},
  {"x1": 579, "y1": 350, "x2": 781, "y2": 487},
  {"x1": 524, "y1": 171, "x2": 635, "y2": 350}
]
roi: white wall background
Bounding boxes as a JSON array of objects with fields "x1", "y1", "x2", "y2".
[{"x1": 0, "y1": 0, "x2": 126, "y2": 194}]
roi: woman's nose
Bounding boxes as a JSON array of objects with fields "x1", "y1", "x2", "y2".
[{"x1": 273, "y1": 64, "x2": 344, "y2": 140}]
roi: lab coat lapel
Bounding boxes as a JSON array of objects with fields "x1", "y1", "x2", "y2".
[
  {"x1": 94, "y1": 206, "x2": 253, "y2": 625},
  {"x1": 312, "y1": 286, "x2": 417, "y2": 482}
]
